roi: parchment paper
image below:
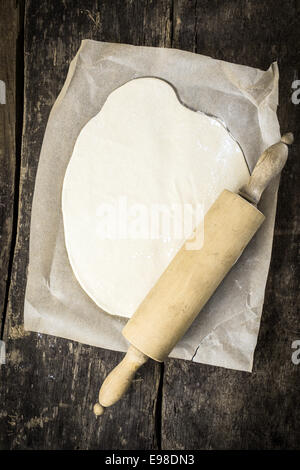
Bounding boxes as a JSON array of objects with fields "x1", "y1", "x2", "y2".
[{"x1": 24, "y1": 40, "x2": 281, "y2": 372}]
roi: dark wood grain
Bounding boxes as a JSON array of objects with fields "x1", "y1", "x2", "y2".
[
  {"x1": 0, "y1": 0, "x2": 173, "y2": 450},
  {"x1": 0, "y1": 0, "x2": 18, "y2": 330},
  {"x1": 162, "y1": 0, "x2": 300, "y2": 450},
  {"x1": 0, "y1": 0, "x2": 299, "y2": 451}
]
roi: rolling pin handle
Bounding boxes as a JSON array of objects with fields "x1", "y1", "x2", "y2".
[
  {"x1": 93, "y1": 402, "x2": 105, "y2": 416},
  {"x1": 94, "y1": 345, "x2": 148, "y2": 416},
  {"x1": 239, "y1": 132, "x2": 294, "y2": 205}
]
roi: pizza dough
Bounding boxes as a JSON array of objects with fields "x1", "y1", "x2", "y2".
[{"x1": 62, "y1": 77, "x2": 250, "y2": 318}]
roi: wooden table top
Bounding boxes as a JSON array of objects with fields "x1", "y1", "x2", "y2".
[{"x1": 0, "y1": 0, "x2": 299, "y2": 450}]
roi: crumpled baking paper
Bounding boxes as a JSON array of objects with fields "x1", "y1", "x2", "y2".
[{"x1": 24, "y1": 40, "x2": 281, "y2": 372}]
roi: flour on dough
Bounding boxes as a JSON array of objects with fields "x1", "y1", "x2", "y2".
[{"x1": 62, "y1": 77, "x2": 250, "y2": 318}]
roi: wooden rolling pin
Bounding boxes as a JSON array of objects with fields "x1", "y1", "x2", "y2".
[{"x1": 94, "y1": 133, "x2": 294, "y2": 416}]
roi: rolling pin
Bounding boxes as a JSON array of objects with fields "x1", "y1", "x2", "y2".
[{"x1": 94, "y1": 132, "x2": 294, "y2": 416}]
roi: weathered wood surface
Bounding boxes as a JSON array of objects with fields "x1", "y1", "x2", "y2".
[
  {"x1": 0, "y1": 0, "x2": 299, "y2": 450},
  {"x1": 162, "y1": 0, "x2": 300, "y2": 450},
  {"x1": 0, "y1": 0, "x2": 172, "y2": 450},
  {"x1": 0, "y1": 0, "x2": 18, "y2": 330}
]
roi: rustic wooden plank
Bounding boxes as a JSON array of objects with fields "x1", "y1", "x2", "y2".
[
  {"x1": 0, "y1": 0, "x2": 19, "y2": 330},
  {"x1": 162, "y1": 0, "x2": 300, "y2": 449},
  {"x1": 1, "y1": 0, "x2": 299, "y2": 451},
  {"x1": 0, "y1": 0, "x2": 173, "y2": 450}
]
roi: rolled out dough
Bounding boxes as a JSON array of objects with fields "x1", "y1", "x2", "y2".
[{"x1": 62, "y1": 77, "x2": 250, "y2": 318}]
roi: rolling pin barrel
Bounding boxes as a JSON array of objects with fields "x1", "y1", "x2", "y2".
[
  {"x1": 123, "y1": 190, "x2": 264, "y2": 361},
  {"x1": 94, "y1": 133, "x2": 293, "y2": 416}
]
